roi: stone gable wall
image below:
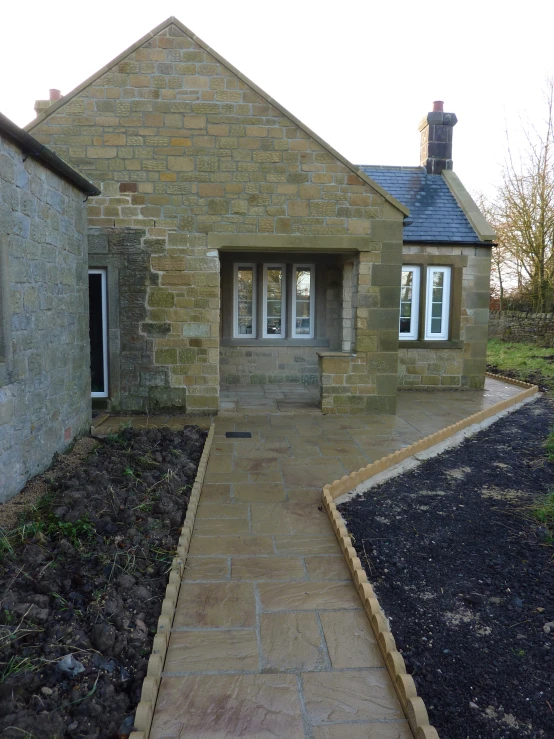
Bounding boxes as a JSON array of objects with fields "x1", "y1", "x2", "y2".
[
  {"x1": 0, "y1": 134, "x2": 90, "y2": 502},
  {"x1": 30, "y1": 22, "x2": 403, "y2": 414},
  {"x1": 489, "y1": 310, "x2": 554, "y2": 347}
]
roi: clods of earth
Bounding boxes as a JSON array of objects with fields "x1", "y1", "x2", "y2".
[
  {"x1": 340, "y1": 396, "x2": 554, "y2": 738},
  {"x1": 0, "y1": 424, "x2": 206, "y2": 738}
]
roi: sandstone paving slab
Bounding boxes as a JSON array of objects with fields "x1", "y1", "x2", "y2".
[
  {"x1": 282, "y1": 460, "x2": 347, "y2": 488},
  {"x1": 233, "y1": 482, "x2": 287, "y2": 502},
  {"x1": 197, "y1": 483, "x2": 232, "y2": 503},
  {"x1": 301, "y1": 670, "x2": 405, "y2": 724},
  {"x1": 182, "y1": 557, "x2": 230, "y2": 581},
  {"x1": 319, "y1": 611, "x2": 382, "y2": 668},
  {"x1": 149, "y1": 674, "x2": 305, "y2": 739},
  {"x1": 250, "y1": 502, "x2": 333, "y2": 536},
  {"x1": 287, "y1": 487, "x2": 325, "y2": 502},
  {"x1": 193, "y1": 517, "x2": 250, "y2": 535},
  {"x1": 260, "y1": 612, "x2": 327, "y2": 672},
  {"x1": 196, "y1": 500, "x2": 249, "y2": 518},
  {"x1": 173, "y1": 582, "x2": 256, "y2": 628},
  {"x1": 313, "y1": 721, "x2": 413, "y2": 739},
  {"x1": 164, "y1": 629, "x2": 259, "y2": 673},
  {"x1": 231, "y1": 556, "x2": 306, "y2": 581},
  {"x1": 203, "y1": 471, "x2": 249, "y2": 485},
  {"x1": 188, "y1": 534, "x2": 274, "y2": 556},
  {"x1": 304, "y1": 555, "x2": 351, "y2": 581},
  {"x1": 258, "y1": 581, "x2": 360, "y2": 611},
  {"x1": 274, "y1": 534, "x2": 341, "y2": 556}
]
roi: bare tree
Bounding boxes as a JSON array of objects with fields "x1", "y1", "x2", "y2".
[
  {"x1": 495, "y1": 78, "x2": 554, "y2": 312},
  {"x1": 475, "y1": 194, "x2": 519, "y2": 310}
]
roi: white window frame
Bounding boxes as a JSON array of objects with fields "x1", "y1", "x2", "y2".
[
  {"x1": 425, "y1": 266, "x2": 451, "y2": 340},
  {"x1": 233, "y1": 263, "x2": 257, "y2": 339},
  {"x1": 89, "y1": 269, "x2": 109, "y2": 398},
  {"x1": 291, "y1": 264, "x2": 315, "y2": 339},
  {"x1": 262, "y1": 263, "x2": 286, "y2": 339},
  {"x1": 399, "y1": 265, "x2": 420, "y2": 341}
]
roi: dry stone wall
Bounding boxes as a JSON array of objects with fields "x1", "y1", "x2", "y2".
[
  {"x1": 489, "y1": 311, "x2": 554, "y2": 347},
  {"x1": 0, "y1": 134, "x2": 90, "y2": 502},
  {"x1": 29, "y1": 20, "x2": 404, "y2": 414}
]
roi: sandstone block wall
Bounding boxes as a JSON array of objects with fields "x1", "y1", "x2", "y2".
[
  {"x1": 398, "y1": 245, "x2": 491, "y2": 390},
  {"x1": 489, "y1": 311, "x2": 554, "y2": 347},
  {"x1": 29, "y1": 19, "x2": 404, "y2": 414},
  {"x1": 0, "y1": 134, "x2": 90, "y2": 502}
]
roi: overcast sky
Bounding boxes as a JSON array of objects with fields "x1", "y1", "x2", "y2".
[{"x1": 2, "y1": 0, "x2": 553, "y2": 197}]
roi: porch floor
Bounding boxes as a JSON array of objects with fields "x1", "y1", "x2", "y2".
[
  {"x1": 147, "y1": 377, "x2": 524, "y2": 738},
  {"x1": 220, "y1": 382, "x2": 320, "y2": 413}
]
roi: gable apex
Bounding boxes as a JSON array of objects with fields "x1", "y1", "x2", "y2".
[{"x1": 26, "y1": 16, "x2": 408, "y2": 217}]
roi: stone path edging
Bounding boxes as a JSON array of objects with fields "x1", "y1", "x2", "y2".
[
  {"x1": 129, "y1": 422, "x2": 215, "y2": 739},
  {"x1": 321, "y1": 375, "x2": 538, "y2": 739}
]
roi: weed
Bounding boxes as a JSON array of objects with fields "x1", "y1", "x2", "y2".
[
  {"x1": 0, "y1": 656, "x2": 36, "y2": 684},
  {"x1": 530, "y1": 491, "x2": 554, "y2": 536},
  {"x1": 546, "y1": 429, "x2": 554, "y2": 462}
]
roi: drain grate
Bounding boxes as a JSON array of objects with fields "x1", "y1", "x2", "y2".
[{"x1": 225, "y1": 431, "x2": 252, "y2": 439}]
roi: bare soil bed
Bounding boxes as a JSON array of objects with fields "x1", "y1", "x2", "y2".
[
  {"x1": 339, "y1": 396, "x2": 554, "y2": 738},
  {"x1": 0, "y1": 424, "x2": 206, "y2": 739}
]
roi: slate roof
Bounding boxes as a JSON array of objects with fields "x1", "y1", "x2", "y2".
[{"x1": 358, "y1": 165, "x2": 481, "y2": 243}]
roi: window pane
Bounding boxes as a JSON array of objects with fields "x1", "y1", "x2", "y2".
[
  {"x1": 401, "y1": 271, "x2": 413, "y2": 287},
  {"x1": 237, "y1": 268, "x2": 254, "y2": 335},
  {"x1": 399, "y1": 267, "x2": 418, "y2": 338},
  {"x1": 265, "y1": 268, "x2": 283, "y2": 335},
  {"x1": 425, "y1": 267, "x2": 450, "y2": 340},
  {"x1": 432, "y1": 272, "x2": 444, "y2": 288},
  {"x1": 294, "y1": 267, "x2": 312, "y2": 336},
  {"x1": 296, "y1": 269, "x2": 311, "y2": 299}
]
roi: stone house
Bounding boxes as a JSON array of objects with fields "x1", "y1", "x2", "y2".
[
  {"x1": 25, "y1": 16, "x2": 494, "y2": 417},
  {"x1": 0, "y1": 112, "x2": 99, "y2": 501}
]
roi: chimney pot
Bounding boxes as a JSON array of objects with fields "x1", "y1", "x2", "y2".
[
  {"x1": 432, "y1": 100, "x2": 444, "y2": 112},
  {"x1": 49, "y1": 89, "x2": 62, "y2": 102}
]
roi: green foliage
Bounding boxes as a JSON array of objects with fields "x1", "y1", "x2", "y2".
[
  {"x1": 545, "y1": 428, "x2": 554, "y2": 461},
  {"x1": 487, "y1": 339, "x2": 554, "y2": 390},
  {"x1": 531, "y1": 491, "x2": 554, "y2": 528}
]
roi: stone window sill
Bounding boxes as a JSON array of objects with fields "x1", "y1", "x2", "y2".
[
  {"x1": 221, "y1": 339, "x2": 330, "y2": 348},
  {"x1": 399, "y1": 340, "x2": 464, "y2": 349}
]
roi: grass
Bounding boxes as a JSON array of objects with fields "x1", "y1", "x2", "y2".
[{"x1": 487, "y1": 339, "x2": 554, "y2": 390}]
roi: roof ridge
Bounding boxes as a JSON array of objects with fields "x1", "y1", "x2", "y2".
[
  {"x1": 359, "y1": 164, "x2": 425, "y2": 172},
  {"x1": 26, "y1": 16, "x2": 409, "y2": 216}
]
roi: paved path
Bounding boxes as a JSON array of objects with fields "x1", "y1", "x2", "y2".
[{"x1": 140, "y1": 379, "x2": 521, "y2": 738}]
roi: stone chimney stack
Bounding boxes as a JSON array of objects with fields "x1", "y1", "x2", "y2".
[
  {"x1": 418, "y1": 101, "x2": 458, "y2": 174},
  {"x1": 34, "y1": 89, "x2": 62, "y2": 117}
]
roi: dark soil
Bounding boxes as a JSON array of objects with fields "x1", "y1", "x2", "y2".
[
  {"x1": 0, "y1": 424, "x2": 206, "y2": 739},
  {"x1": 339, "y1": 396, "x2": 554, "y2": 738},
  {"x1": 486, "y1": 364, "x2": 552, "y2": 392}
]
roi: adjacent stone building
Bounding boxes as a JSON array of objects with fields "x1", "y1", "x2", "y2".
[
  {"x1": 26, "y1": 17, "x2": 494, "y2": 416},
  {"x1": 0, "y1": 113, "x2": 99, "y2": 502},
  {"x1": 362, "y1": 104, "x2": 496, "y2": 389}
]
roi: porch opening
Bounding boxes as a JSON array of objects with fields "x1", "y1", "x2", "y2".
[
  {"x1": 89, "y1": 269, "x2": 108, "y2": 398},
  {"x1": 218, "y1": 251, "x2": 356, "y2": 412}
]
